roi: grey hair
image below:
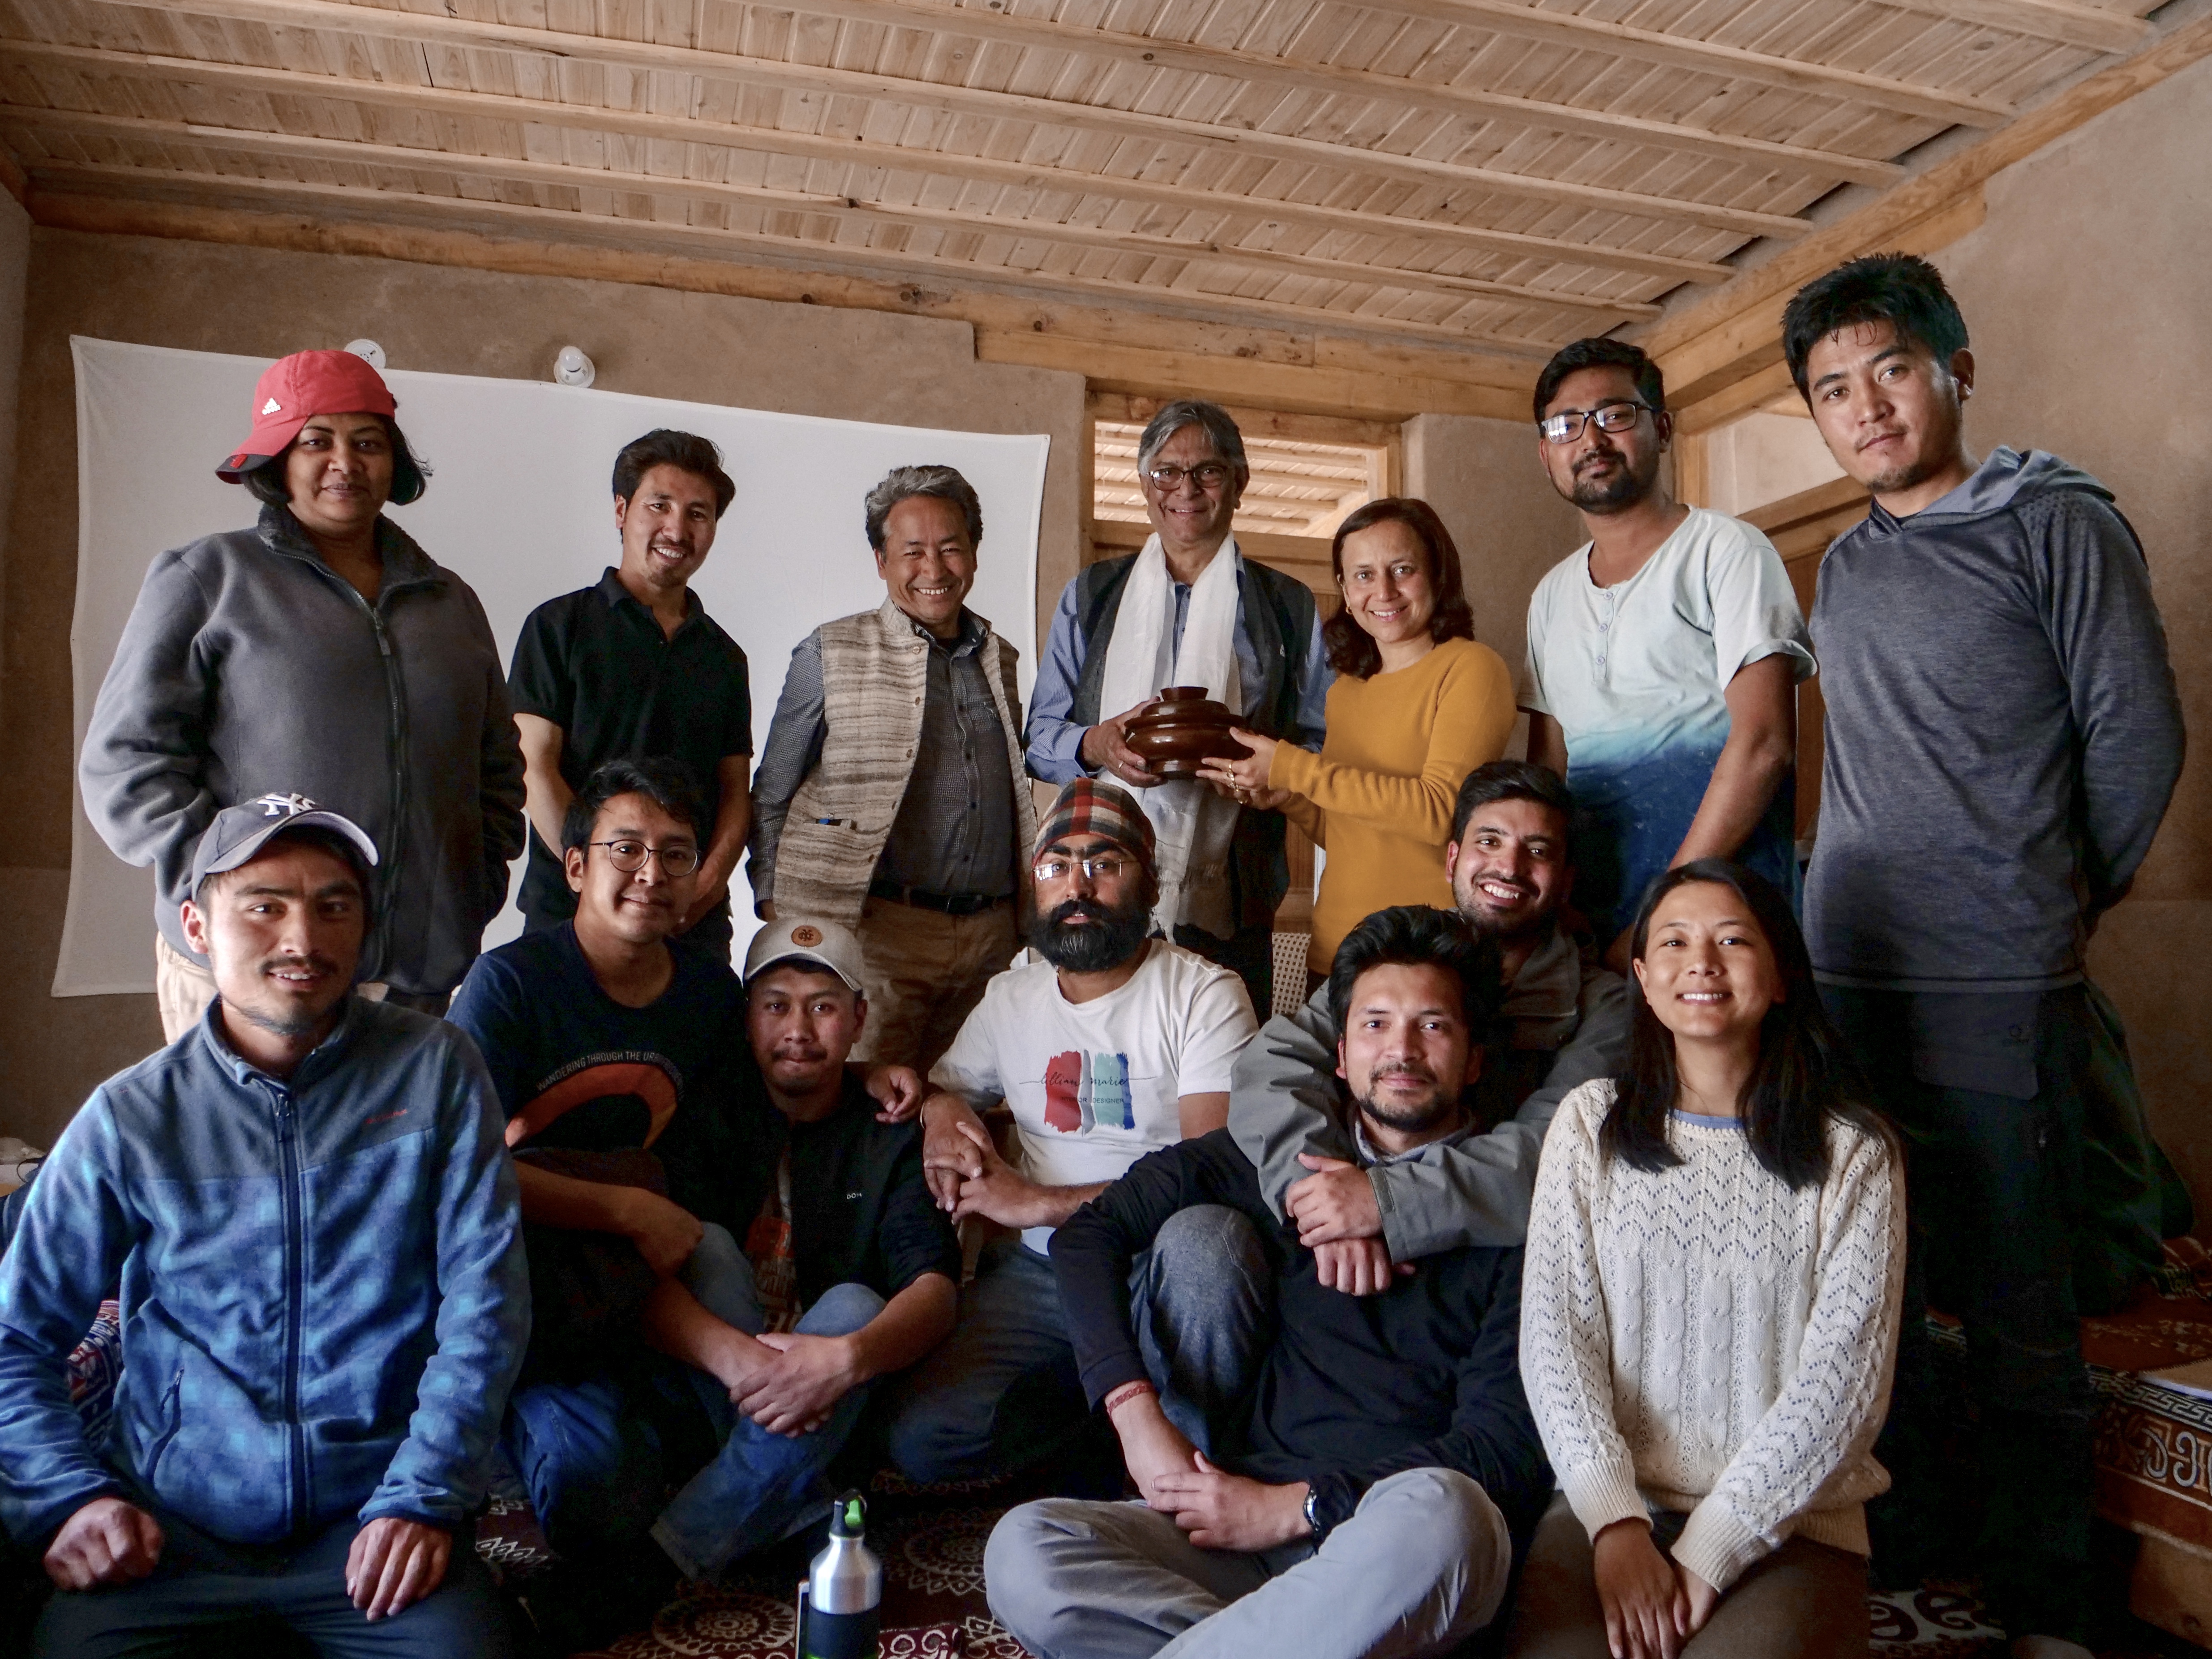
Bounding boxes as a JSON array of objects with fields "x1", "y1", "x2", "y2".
[
  {"x1": 864, "y1": 464, "x2": 984, "y2": 552},
  {"x1": 1136, "y1": 400, "x2": 1249, "y2": 487}
]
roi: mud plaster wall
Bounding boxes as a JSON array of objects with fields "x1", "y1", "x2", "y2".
[
  {"x1": 0, "y1": 228, "x2": 1086, "y2": 1145},
  {"x1": 1928, "y1": 52, "x2": 2212, "y2": 1225},
  {"x1": 1403, "y1": 411, "x2": 1587, "y2": 760}
]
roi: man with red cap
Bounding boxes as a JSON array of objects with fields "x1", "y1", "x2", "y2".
[
  {"x1": 81, "y1": 348, "x2": 526, "y2": 1032},
  {"x1": 883, "y1": 777, "x2": 1269, "y2": 1487}
]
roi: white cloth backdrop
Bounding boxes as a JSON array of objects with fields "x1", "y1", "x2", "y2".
[{"x1": 58, "y1": 336, "x2": 1048, "y2": 995}]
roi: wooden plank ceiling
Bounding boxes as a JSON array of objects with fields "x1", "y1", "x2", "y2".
[{"x1": 0, "y1": 0, "x2": 2160, "y2": 364}]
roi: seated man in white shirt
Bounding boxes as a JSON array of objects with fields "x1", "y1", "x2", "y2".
[{"x1": 884, "y1": 778, "x2": 1264, "y2": 1484}]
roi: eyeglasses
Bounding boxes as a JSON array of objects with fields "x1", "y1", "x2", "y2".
[
  {"x1": 1034, "y1": 854, "x2": 1135, "y2": 884},
  {"x1": 1143, "y1": 462, "x2": 1234, "y2": 492},
  {"x1": 1537, "y1": 401, "x2": 1651, "y2": 445},
  {"x1": 590, "y1": 839, "x2": 702, "y2": 877}
]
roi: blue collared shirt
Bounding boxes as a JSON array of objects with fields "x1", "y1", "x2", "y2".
[{"x1": 1026, "y1": 550, "x2": 1332, "y2": 783}]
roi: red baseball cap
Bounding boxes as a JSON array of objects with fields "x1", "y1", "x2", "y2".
[{"x1": 216, "y1": 349, "x2": 398, "y2": 482}]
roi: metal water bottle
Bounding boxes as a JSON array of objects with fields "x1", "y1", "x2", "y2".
[{"x1": 796, "y1": 1492, "x2": 881, "y2": 1659}]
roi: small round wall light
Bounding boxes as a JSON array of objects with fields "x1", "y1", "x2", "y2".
[
  {"x1": 343, "y1": 339, "x2": 387, "y2": 369},
  {"x1": 554, "y1": 346, "x2": 596, "y2": 389}
]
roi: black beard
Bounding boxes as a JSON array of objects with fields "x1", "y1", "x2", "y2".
[
  {"x1": 1354, "y1": 1068, "x2": 1462, "y2": 1135},
  {"x1": 1453, "y1": 876, "x2": 1551, "y2": 946},
  {"x1": 1028, "y1": 895, "x2": 1152, "y2": 974},
  {"x1": 1569, "y1": 449, "x2": 1661, "y2": 513}
]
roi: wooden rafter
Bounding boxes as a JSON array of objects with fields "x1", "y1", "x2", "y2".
[
  {"x1": 0, "y1": 104, "x2": 1663, "y2": 320},
  {"x1": 145, "y1": 0, "x2": 1907, "y2": 188},
  {"x1": 1869, "y1": 0, "x2": 2149, "y2": 55},
  {"x1": 7, "y1": 14, "x2": 1813, "y2": 239},
  {"x1": 1351, "y1": 0, "x2": 2012, "y2": 127},
  {"x1": 26, "y1": 157, "x2": 1583, "y2": 351},
  {"x1": 0, "y1": 40, "x2": 1734, "y2": 284}
]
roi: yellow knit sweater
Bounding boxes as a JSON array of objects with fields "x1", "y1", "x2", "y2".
[{"x1": 1269, "y1": 636, "x2": 1515, "y2": 971}]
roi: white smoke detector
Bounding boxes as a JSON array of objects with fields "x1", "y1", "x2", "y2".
[
  {"x1": 343, "y1": 338, "x2": 386, "y2": 369},
  {"x1": 554, "y1": 346, "x2": 596, "y2": 389}
]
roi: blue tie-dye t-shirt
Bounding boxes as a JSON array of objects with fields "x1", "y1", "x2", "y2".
[
  {"x1": 928, "y1": 939, "x2": 1256, "y2": 1253},
  {"x1": 1522, "y1": 508, "x2": 1814, "y2": 940}
]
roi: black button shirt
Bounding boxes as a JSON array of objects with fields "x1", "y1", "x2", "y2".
[{"x1": 508, "y1": 568, "x2": 752, "y2": 928}]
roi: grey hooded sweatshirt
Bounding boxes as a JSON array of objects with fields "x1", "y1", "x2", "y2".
[
  {"x1": 81, "y1": 504, "x2": 527, "y2": 997},
  {"x1": 1805, "y1": 448, "x2": 2183, "y2": 993}
]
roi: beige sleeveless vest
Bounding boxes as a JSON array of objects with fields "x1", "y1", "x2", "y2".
[{"x1": 776, "y1": 596, "x2": 1037, "y2": 928}]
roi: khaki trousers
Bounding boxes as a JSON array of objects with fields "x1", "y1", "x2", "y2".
[
  {"x1": 154, "y1": 935, "x2": 448, "y2": 1045},
  {"x1": 849, "y1": 897, "x2": 1019, "y2": 1074},
  {"x1": 1503, "y1": 1494, "x2": 1870, "y2": 1659}
]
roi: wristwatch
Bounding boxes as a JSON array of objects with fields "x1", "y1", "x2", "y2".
[{"x1": 1302, "y1": 1488, "x2": 1323, "y2": 1542}]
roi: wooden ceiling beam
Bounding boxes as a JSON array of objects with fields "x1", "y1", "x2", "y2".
[
  {"x1": 773, "y1": 0, "x2": 1903, "y2": 185},
  {"x1": 1369, "y1": 0, "x2": 2010, "y2": 127},
  {"x1": 24, "y1": 13, "x2": 1808, "y2": 238},
  {"x1": 24, "y1": 156, "x2": 1586, "y2": 351},
  {"x1": 1869, "y1": 0, "x2": 2149, "y2": 55},
  {"x1": 0, "y1": 40, "x2": 1730, "y2": 283},
  {"x1": 141, "y1": 0, "x2": 1903, "y2": 189},
  {"x1": 1648, "y1": 11, "x2": 2212, "y2": 414},
  {"x1": 0, "y1": 103, "x2": 1660, "y2": 319}
]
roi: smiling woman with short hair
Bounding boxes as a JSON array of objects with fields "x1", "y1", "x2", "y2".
[{"x1": 79, "y1": 347, "x2": 525, "y2": 1036}]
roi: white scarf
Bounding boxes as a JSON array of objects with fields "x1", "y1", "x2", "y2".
[{"x1": 1097, "y1": 535, "x2": 1245, "y2": 940}]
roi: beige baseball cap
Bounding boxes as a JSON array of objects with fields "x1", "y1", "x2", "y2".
[{"x1": 742, "y1": 917, "x2": 866, "y2": 995}]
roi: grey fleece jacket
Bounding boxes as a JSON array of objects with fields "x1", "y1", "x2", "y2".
[
  {"x1": 1229, "y1": 924, "x2": 1631, "y2": 1256},
  {"x1": 1804, "y1": 449, "x2": 2184, "y2": 992},
  {"x1": 81, "y1": 505, "x2": 527, "y2": 997}
]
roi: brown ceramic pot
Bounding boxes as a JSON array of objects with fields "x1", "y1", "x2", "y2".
[{"x1": 1123, "y1": 685, "x2": 1245, "y2": 778}]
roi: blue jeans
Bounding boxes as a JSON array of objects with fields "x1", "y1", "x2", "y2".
[
  {"x1": 504, "y1": 1227, "x2": 884, "y2": 1582},
  {"x1": 884, "y1": 1205, "x2": 1271, "y2": 1484},
  {"x1": 32, "y1": 1509, "x2": 509, "y2": 1658}
]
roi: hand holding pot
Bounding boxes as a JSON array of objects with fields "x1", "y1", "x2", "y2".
[
  {"x1": 1080, "y1": 699, "x2": 1169, "y2": 789},
  {"x1": 1198, "y1": 728, "x2": 1290, "y2": 809}
]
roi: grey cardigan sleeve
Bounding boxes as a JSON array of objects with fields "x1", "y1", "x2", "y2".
[
  {"x1": 466, "y1": 588, "x2": 528, "y2": 913},
  {"x1": 745, "y1": 633, "x2": 828, "y2": 910},
  {"x1": 1228, "y1": 986, "x2": 1356, "y2": 1223},
  {"x1": 78, "y1": 550, "x2": 221, "y2": 897},
  {"x1": 1230, "y1": 970, "x2": 1635, "y2": 1260},
  {"x1": 1369, "y1": 968, "x2": 1633, "y2": 1258},
  {"x1": 1508, "y1": 968, "x2": 1633, "y2": 1132}
]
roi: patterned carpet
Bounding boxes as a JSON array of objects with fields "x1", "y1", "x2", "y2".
[{"x1": 552, "y1": 1483, "x2": 2193, "y2": 1659}]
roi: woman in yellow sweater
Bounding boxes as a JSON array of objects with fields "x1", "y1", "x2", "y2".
[{"x1": 1200, "y1": 497, "x2": 1515, "y2": 982}]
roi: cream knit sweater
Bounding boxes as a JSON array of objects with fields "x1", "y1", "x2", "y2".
[{"x1": 1519, "y1": 1079, "x2": 1904, "y2": 1594}]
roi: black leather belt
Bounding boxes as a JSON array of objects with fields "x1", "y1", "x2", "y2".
[{"x1": 867, "y1": 879, "x2": 1011, "y2": 917}]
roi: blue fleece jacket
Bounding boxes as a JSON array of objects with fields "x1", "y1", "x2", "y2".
[{"x1": 0, "y1": 999, "x2": 528, "y2": 1548}]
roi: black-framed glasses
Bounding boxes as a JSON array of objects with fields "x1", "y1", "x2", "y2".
[
  {"x1": 1537, "y1": 401, "x2": 1651, "y2": 445},
  {"x1": 590, "y1": 839, "x2": 702, "y2": 877},
  {"x1": 1034, "y1": 854, "x2": 1135, "y2": 884},
  {"x1": 1143, "y1": 462, "x2": 1234, "y2": 491}
]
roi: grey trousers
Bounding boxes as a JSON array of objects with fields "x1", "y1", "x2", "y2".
[
  {"x1": 985, "y1": 1466, "x2": 1513, "y2": 1659},
  {"x1": 1502, "y1": 1494, "x2": 1869, "y2": 1659}
]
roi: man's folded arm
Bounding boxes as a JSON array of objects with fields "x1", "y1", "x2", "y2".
[
  {"x1": 1050, "y1": 1135, "x2": 1237, "y2": 1407},
  {"x1": 1230, "y1": 988, "x2": 1355, "y2": 1222},
  {"x1": 0, "y1": 1100, "x2": 136, "y2": 1544},
  {"x1": 1371, "y1": 973, "x2": 1630, "y2": 1262},
  {"x1": 361, "y1": 1044, "x2": 530, "y2": 1529}
]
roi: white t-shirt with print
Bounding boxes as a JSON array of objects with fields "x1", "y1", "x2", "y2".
[{"x1": 930, "y1": 939, "x2": 1257, "y2": 1252}]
